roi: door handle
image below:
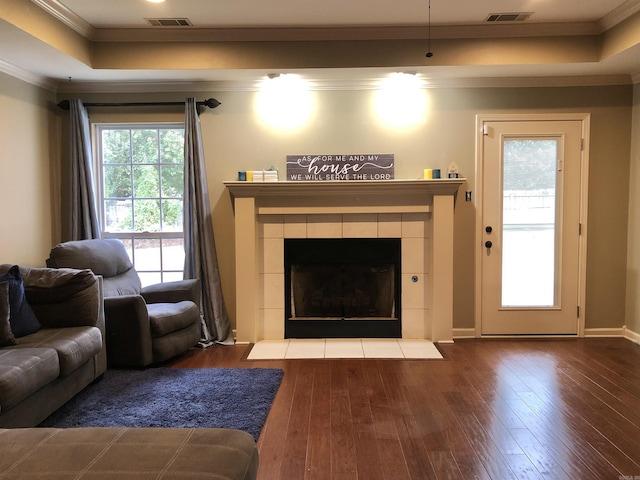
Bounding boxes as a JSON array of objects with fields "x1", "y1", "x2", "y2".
[{"x1": 485, "y1": 240, "x2": 493, "y2": 248}]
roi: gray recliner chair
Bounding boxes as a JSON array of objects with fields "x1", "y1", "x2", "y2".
[{"x1": 47, "y1": 239, "x2": 201, "y2": 368}]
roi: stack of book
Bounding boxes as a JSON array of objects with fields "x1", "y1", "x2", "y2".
[{"x1": 248, "y1": 170, "x2": 278, "y2": 182}]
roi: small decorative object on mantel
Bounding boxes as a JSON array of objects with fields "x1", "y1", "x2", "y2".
[
  {"x1": 238, "y1": 167, "x2": 279, "y2": 182},
  {"x1": 447, "y1": 161, "x2": 460, "y2": 178},
  {"x1": 286, "y1": 154, "x2": 394, "y2": 181},
  {"x1": 423, "y1": 168, "x2": 441, "y2": 179}
]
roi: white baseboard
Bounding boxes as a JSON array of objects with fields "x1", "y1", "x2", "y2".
[
  {"x1": 451, "y1": 326, "x2": 640, "y2": 344},
  {"x1": 583, "y1": 326, "x2": 640, "y2": 345},
  {"x1": 237, "y1": 327, "x2": 639, "y2": 345},
  {"x1": 583, "y1": 327, "x2": 626, "y2": 338},
  {"x1": 624, "y1": 326, "x2": 640, "y2": 345},
  {"x1": 453, "y1": 328, "x2": 477, "y2": 339}
]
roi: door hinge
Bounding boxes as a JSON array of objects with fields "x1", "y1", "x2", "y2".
[
  {"x1": 579, "y1": 223, "x2": 582, "y2": 235},
  {"x1": 581, "y1": 138, "x2": 584, "y2": 151},
  {"x1": 577, "y1": 305, "x2": 580, "y2": 317}
]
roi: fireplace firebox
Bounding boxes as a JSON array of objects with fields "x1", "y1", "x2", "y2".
[{"x1": 284, "y1": 238, "x2": 401, "y2": 338}]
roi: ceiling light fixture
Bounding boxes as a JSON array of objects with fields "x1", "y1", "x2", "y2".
[
  {"x1": 425, "y1": 0, "x2": 433, "y2": 58},
  {"x1": 256, "y1": 74, "x2": 314, "y2": 131},
  {"x1": 147, "y1": 0, "x2": 166, "y2": 3}
]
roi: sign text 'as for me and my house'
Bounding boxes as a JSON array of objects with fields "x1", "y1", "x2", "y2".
[{"x1": 286, "y1": 154, "x2": 394, "y2": 181}]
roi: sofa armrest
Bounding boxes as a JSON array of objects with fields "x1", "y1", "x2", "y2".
[
  {"x1": 141, "y1": 279, "x2": 201, "y2": 306},
  {"x1": 0, "y1": 265, "x2": 101, "y2": 330},
  {"x1": 104, "y1": 295, "x2": 153, "y2": 368}
]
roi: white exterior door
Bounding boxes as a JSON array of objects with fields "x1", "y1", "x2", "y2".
[{"x1": 479, "y1": 117, "x2": 587, "y2": 335}]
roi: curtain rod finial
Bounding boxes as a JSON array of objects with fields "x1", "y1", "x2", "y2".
[{"x1": 203, "y1": 98, "x2": 221, "y2": 109}]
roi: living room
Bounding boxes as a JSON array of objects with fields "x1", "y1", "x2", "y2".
[{"x1": 1, "y1": 0, "x2": 640, "y2": 478}]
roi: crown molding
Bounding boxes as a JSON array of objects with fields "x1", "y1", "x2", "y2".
[
  {"x1": 0, "y1": 59, "x2": 57, "y2": 91},
  {"x1": 53, "y1": 74, "x2": 632, "y2": 95},
  {"x1": 29, "y1": 0, "x2": 95, "y2": 38},
  {"x1": 599, "y1": 0, "x2": 640, "y2": 31},
  {"x1": 424, "y1": 75, "x2": 632, "y2": 88},
  {"x1": 29, "y1": 0, "x2": 640, "y2": 43}
]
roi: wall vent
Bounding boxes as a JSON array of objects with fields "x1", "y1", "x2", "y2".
[
  {"x1": 485, "y1": 12, "x2": 533, "y2": 22},
  {"x1": 146, "y1": 18, "x2": 192, "y2": 27}
]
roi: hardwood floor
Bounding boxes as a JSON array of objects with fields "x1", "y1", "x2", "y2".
[{"x1": 171, "y1": 338, "x2": 640, "y2": 480}]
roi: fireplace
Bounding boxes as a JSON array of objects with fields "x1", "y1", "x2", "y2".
[
  {"x1": 224, "y1": 179, "x2": 464, "y2": 344},
  {"x1": 285, "y1": 238, "x2": 401, "y2": 338}
]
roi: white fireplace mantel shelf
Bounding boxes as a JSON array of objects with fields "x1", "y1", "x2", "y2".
[
  {"x1": 225, "y1": 179, "x2": 465, "y2": 215},
  {"x1": 224, "y1": 178, "x2": 465, "y2": 198},
  {"x1": 225, "y1": 178, "x2": 465, "y2": 345}
]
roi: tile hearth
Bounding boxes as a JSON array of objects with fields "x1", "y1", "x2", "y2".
[{"x1": 246, "y1": 339, "x2": 443, "y2": 360}]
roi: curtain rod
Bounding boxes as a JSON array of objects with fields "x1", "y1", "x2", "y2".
[{"x1": 56, "y1": 98, "x2": 221, "y2": 110}]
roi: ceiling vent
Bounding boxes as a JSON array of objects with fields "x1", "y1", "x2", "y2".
[
  {"x1": 485, "y1": 12, "x2": 533, "y2": 22},
  {"x1": 146, "y1": 18, "x2": 192, "y2": 27}
]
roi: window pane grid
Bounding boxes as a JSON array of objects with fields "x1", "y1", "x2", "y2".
[{"x1": 98, "y1": 124, "x2": 185, "y2": 286}]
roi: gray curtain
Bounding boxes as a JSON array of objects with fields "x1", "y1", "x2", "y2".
[
  {"x1": 68, "y1": 99, "x2": 100, "y2": 240},
  {"x1": 183, "y1": 98, "x2": 233, "y2": 344}
]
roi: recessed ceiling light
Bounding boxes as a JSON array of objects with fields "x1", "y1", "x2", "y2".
[{"x1": 147, "y1": 0, "x2": 166, "y2": 3}]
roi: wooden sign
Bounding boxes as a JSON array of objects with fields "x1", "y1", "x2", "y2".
[{"x1": 286, "y1": 154, "x2": 394, "y2": 181}]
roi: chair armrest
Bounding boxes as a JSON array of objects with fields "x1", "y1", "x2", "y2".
[
  {"x1": 141, "y1": 279, "x2": 201, "y2": 306},
  {"x1": 104, "y1": 295, "x2": 153, "y2": 368}
]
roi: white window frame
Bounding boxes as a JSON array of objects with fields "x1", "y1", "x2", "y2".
[{"x1": 94, "y1": 122, "x2": 186, "y2": 285}]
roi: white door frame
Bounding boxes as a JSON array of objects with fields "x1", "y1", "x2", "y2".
[{"x1": 474, "y1": 113, "x2": 590, "y2": 338}]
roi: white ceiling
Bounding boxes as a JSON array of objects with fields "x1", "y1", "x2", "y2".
[
  {"x1": 54, "y1": 0, "x2": 632, "y2": 28},
  {"x1": 1, "y1": 0, "x2": 640, "y2": 90}
]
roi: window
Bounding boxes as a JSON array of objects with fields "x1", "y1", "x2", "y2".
[{"x1": 96, "y1": 124, "x2": 185, "y2": 286}]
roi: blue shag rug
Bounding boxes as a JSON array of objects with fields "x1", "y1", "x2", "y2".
[{"x1": 40, "y1": 367, "x2": 284, "y2": 440}]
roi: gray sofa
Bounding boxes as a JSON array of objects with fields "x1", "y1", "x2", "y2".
[
  {"x1": 0, "y1": 265, "x2": 259, "y2": 480},
  {"x1": 0, "y1": 427, "x2": 258, "y2": 480},
  {"x1": 0, "y1": 265, "x2": 106, "y2": 428}
]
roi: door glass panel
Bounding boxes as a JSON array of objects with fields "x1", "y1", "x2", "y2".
[{"x1": 501, "y1": 138, "x2": 558, "y2": 307}]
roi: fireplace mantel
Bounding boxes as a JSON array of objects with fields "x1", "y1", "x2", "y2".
[
  {"x1": 225, "y1": 179, "x2": 465, "y2": 344},
  {"x1": 225, "y1": 179, "x2": 464, "y2": 198}
]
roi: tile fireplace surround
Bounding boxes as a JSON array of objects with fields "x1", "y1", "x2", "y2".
[{"x1": 224, "y1": 179, "x2": 464, "y2": 344}]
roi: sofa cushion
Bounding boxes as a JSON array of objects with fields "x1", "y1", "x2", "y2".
[
  {"x1": 0, "y1": 281, "x2": 16, "y2": 347},
  {"x1": 46, "y1": 240, "x2": 144, "y2": 297},
  {"x1": 15, "y1": 327, "x2": 103, "y2": 377},
  {"x1": 102, "y1": 267, "x2": 142, "y2": 297},
  {"x1": 0, "y1": 266, "x2": 41, "y2": 338},
  {"x1": 19, "y1": 267, "x2": 96, "y2": 304},
  {"x1": 0, "y1": 348, "x2": 59, "y2": 412},
  {"x1": 147, "y1": 301, "x2": 200, "y2": 338},
  {"x1": 0, "y1": 427, "x2": 259, "y2": 480},
  {"x1": 47, "y1": 239, "x2": 132, "y2": 276}
]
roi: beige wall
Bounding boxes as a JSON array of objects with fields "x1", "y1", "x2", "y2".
[
  {"x1": 0, "y1": 72, "x2": 59, "y2": 266},
  {"x1": 626, "y1": 84, "x2": 640, "y2": 336},
  {"x1": 8, "y1": 82, "x2": 633, "y2": 332},
  {"x1": 189, "y1": 86, "x2": 632, "y2": 331}
]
